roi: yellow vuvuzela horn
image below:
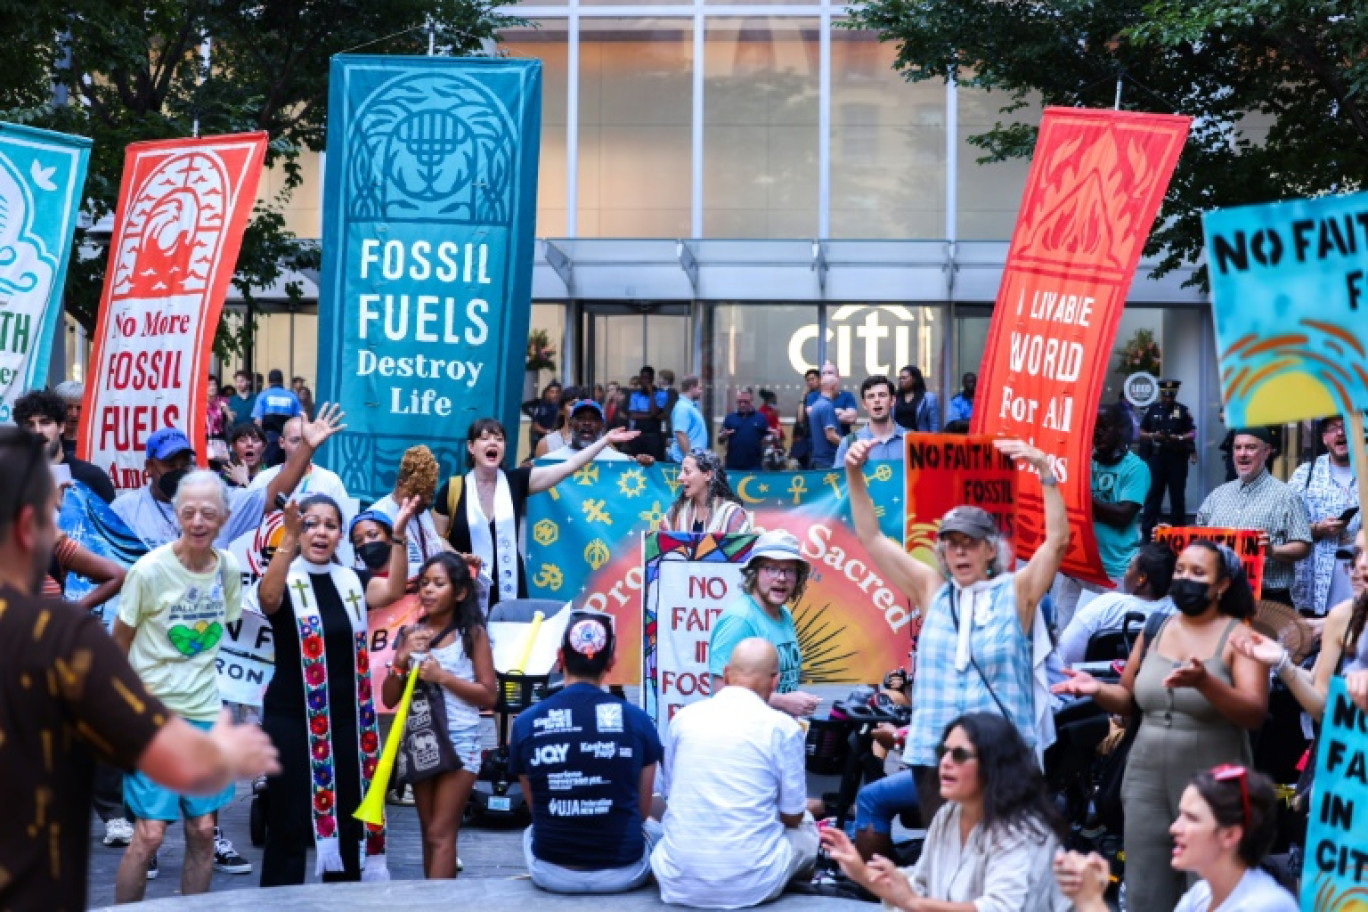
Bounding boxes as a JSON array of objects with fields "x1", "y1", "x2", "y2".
[
  {"x1": 354, "y1": 664, "x2": 420, "y2": 826},
  {"x1": 510, "y1": 611, "x2": 545, "y2": 674}
]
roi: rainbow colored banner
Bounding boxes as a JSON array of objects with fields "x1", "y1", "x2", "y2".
[{"x1": 526, "y1": 461, "x2": 912, "y2": 686}]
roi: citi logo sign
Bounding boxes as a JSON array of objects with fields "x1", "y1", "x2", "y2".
[{"x1": 787, "y1": 305, "x2": 935, "y2": 378}]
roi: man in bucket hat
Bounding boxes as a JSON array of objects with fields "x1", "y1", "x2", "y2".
[{"x1": 707, "y1": 529, "x2": 821, "y2": 718}]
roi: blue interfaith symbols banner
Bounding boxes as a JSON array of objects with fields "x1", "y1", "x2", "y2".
[
  {"x1": 1204, "y1": 191, "x2": 1368, "y2": 427},
  {"x1": 0, "y1": 122, "x2": 90, "y2": 422},
  {"x1": 316, "y1": 55, "x2": 542, "y2": 499}
]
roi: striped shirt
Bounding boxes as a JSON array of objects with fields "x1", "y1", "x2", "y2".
[{"x1": 1195, "y1": 469, "x2": 1311, "y2": 592}]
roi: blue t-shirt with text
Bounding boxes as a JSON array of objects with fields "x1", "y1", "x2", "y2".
[{"x1": 509, "y1": 684, "x2": 662, "y2": 870}]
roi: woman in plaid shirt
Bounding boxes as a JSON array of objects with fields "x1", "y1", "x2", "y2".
[{"x1": 846, "y1": 437, "x2": 1069, "y2": 824}]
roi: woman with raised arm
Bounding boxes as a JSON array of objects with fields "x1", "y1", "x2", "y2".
[
  {"x1": 253, "y1": 493, "x2": 419, "y2": 886},
  {"x1": 846, "y1": 437, "x2": 1068, "y2": 821},
  {"x1": 1052, "y1": 540, "x2": 1267, "y2": 912},
  {"x1": 433, "y1": 418, "x2": 638, "y2": 612}
]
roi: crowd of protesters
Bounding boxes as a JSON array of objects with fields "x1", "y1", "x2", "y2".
[{"x1": 5, "y1": 354, "x2": 1368, "y2": 912}]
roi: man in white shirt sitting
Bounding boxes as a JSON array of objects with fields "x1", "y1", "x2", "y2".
[
  {"x1": 1057, "y1": 543, "x2": 1176, "y2": 665},
  {"x1": 650, "y1": 637, "x2": 817, "y2": 908}
]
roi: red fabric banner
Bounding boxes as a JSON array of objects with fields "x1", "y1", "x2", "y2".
[
  {"x1": 79, "y1": 134, "x2": 267, "y2": 489},
  {"x1": 970, "y1": 109, "x2": 1190, "y2": 586},
  {"x1": 903, "y1": 434, "x2": 1018, "y2": 564},
  {"x1": 1153, "y1": 526, "x2": 1265, "y2": 602}
]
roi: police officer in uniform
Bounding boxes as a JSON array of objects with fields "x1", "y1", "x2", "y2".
[{"x1": 1140, "y1": 379, "x2": 1196, "y2": 538}]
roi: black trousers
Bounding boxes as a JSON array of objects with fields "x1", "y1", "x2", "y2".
[
  {"x1": 259, "y1": 829, "x2": 362, "y2": 887},
  {"x1": 92, "y1": 760, "x2": 125, "y2": 822},
  {"x1": 1143, "y1": 451, "x2": 1189, "y2": 536}
]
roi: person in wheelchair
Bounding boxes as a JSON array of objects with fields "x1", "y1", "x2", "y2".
[{"x1": 1057, "y1": 543, "x2": 1176, "y2": 666}]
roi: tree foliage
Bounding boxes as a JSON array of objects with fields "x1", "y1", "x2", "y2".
[
  {"x1": 844, "y1": 0, "x2": 1368, "y2": 288},
  {"x1": 0, "y1": 0, "x2": 520, "y2": 359}
]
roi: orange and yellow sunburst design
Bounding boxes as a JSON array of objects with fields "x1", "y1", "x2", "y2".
[
  {"x1": 1220, "y1": 318, "x2": 1366, "y2": 426},
  {"x1": 1307, "y1": 871, "x2": 1368, "y2": 911}
]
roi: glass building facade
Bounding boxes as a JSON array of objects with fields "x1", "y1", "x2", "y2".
[{"x1": 181, "y1": 4, "x2": 1230, "y2": 511}]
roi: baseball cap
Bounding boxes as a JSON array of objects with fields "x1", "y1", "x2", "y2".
[
  {"x1": 938, "y1": 505, "x2": 998, "y2": 540},
  {"x1": 268, "y1": 369, "x2": 284, "y2": 383},
  {"x1": 570, "y1": 399, "x2": 605, "y2": 421},
  {"x1": 146, "y1": 427, "x2": 195, "y2": 461},
  {"x1": 349, "y1": 509, "x2": 394, "y2": 539},
  {"x1": 562, "y1": 609, "x2": 616, "y2": 660},
  {"x1": 746, "y1": 529, "x2": 808, "y2": 566}
]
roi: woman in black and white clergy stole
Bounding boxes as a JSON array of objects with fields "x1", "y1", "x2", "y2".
[
  {"x1": 434, "y1": 417, "x2": 638, "y2": 613},
  {"x1": 254, "y1": 493, "x2": 415, "y2": 887}
]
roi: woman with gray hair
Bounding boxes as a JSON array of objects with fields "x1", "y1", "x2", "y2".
[
  {"x1": 846, "y1": 437, "x2": 1068, "y2": 824},
  {"x1": 663, "y1": 449, "x2": 752, "y2": 534}
]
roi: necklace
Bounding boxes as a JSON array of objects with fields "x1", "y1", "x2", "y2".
[{"x1": 154, "y1": 494, "x2": 179, "y2": 539}]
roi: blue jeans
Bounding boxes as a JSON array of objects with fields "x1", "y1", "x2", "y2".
[{"x1": 854, "y1": 769, "x2": 919, "y2": 835}]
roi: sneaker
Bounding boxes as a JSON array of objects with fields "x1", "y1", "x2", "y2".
[
  {"x1": 103, "y1": 817, "x2": 133, "y2": 847},
  {"x1": 146, "y1": 852, "x2": 159, "y2": 881},
  {"x1": 457, "y1": 856, "x2": 464, "y2": 873},
  {"x1": 212, "y1": 828, "x2": 252, "y2": 874}
]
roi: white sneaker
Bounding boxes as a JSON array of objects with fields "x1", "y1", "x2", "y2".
[
  {"x1": 213, "y1": 828, "x2": 252, "y2": 874},
  {"x1": 457, "y1": 856, "x2": 464, "y2": 872},
  {"x1": 103, "y1": 817, "x2": 133, "y2": 847}
]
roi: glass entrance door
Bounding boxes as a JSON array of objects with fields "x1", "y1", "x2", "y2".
[{"x1": 582, "y1": 303, "x2": 693, "y2": 389}]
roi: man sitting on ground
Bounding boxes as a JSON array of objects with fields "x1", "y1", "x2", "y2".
[
  {"x1": 651, "y1": 638, "x2": 818, "y2": 908},
  {"x1": 510, "y1": 610, "x2": 662, "y2": 893}
]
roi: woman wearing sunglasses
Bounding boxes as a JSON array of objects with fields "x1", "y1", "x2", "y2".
[
  {"x1": 821, "y1": 713, "x2": 1070, "y2": 912},
  {"x1": 1052, "y1": 541, "x2": 1267, "y2": 911},
  {"x1": 1055, "y1": 765, "x2": 1296, "y2": 911}
]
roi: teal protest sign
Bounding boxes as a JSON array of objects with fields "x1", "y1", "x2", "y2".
[
  {"x1": 1301, "y1": 677, "x2": 1368, "y2": 910},
  {"x1": 1204, "y1": 192, "x2": 1368, "y2": 428},
  {"x1": 0, "y1": 122, "x2": 90, "y2": 422},
  {"x1": 316, "y1": 56, "x2": 542, "y2": 499}
]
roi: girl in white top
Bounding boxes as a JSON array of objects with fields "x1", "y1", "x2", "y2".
[
  {"x1": 383, "y1": 553, "x2": 496, "y2": 880},
  {"x1": 822, "y1": 712, "x2": 1071, "y2": 912},
  {"x1": 1056, "y1": 766, "x2": 1297, "y2": 912}
]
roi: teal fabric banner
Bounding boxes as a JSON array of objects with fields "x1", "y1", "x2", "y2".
[
  {"x1": 0, "y1": 122, "x2": 90, "y2": 421},
  {"x1": 315, "y1": 56, "x2": 542, "y2": 499}
]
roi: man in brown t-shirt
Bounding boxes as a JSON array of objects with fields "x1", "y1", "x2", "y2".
[{"x1": 0, "y1": 427, "x2": 279, "y2": 911}]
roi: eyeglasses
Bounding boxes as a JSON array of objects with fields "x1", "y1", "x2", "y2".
[
  {"x1": 934, "y1": 743, "x2": 978, "y2": 765},
  {"x1": 1212, "y1": 764, "x2": 1250, "y2": 829},
  {"x1": 758, "y1": 565, "x2": 798, "y2": 579}
]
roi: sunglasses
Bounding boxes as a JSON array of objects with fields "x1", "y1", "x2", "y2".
[
  {"x1": 934, "y1": 743, "x2": 977, "y2": 764},
  {"x1": 1212, "y1": 764, "x2": 1250, "y2": 829}
]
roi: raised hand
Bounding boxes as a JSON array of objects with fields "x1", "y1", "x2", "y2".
[
  {"x1": 302, "y1": 402, "x2": 347, "y2": 450},
  {"x1": 394, "y1": 494, "x2": 421, "y2": 536},
  {"x1": 1162, "y1": 656, "x2": 1209, "y2": 689},
  {"x1": 1230, "y1": 629, "x2": 1286, "y2": 668},
  {"x1": 1051, "y1": 667, "x2": 1101, "y2": 697},
  {"x1": 280, "y1": 500, "x2": 303, "y2": 542},
  {"x1": 993, "y1": 438, "x2": 1052, "y2": 475},
  {"x1": 605, "y1": 427, "x2": 640, "y2": 447},
  {"x1": 845, "y1": 438, "x2": 873, "y2": 470}
]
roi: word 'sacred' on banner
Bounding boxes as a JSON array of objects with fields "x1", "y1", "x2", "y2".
[
  {"x1": 80, "y1": 134, "x2": 267, "y2": 489},
  {"x1": 971, "y1": 109, "x2": 1190, "y2": 587},
  {"x1": 904, "y1": 434, "x2": 1017, "y2": 568},
  {"x1": 1153, "y1": 526, "x2": 1265, "y2": 602}
]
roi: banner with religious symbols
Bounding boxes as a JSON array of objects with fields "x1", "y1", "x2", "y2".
[
  {"x1": 525, "y1": 460, "x2": 913, "y2": 686},
  {"x1": 315, "y1": 55, "x2": 542, "y2": 501},
  {"x1": 0, "y1": 122, "x2": 90, "y2": 423}
]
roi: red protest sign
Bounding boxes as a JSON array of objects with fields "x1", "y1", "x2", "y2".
[
  {"x1": 79, "y1": 134, "x2": 267, "y2": 490},
  {"x1": 904, "y1": 434, "x2": 1018, "y2": 565},
  {"x1": 970, "y1": 108, "x2": 1190, "y2": 587},
  {"x1": 1153, "y1": 526, "x2": 1265, "y2": 601}
]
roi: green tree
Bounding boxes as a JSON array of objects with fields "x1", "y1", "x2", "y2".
[
  {"x1": 0, "y1": 0, "x2": 520, "y2": 359},
  {"x1": 844, "y1": 0, "x2": 1368, "y2": 287}
]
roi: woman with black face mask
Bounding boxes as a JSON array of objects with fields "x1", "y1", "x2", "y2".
[
  {"x1": 346, "y1": 505, "x2": 417, "y2": 610},
  {"x1": 1053, "y1": 539, "x2": 1266, "y2": 912}
]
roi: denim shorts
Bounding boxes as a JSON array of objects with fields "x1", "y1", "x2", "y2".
[{"x1": 448, "y1": 724, "x2": 483, "y2": 775}]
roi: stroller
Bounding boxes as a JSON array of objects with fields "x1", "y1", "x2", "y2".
[{"x1": 465, "y1": 598, "x2": 567, "y2": 825}]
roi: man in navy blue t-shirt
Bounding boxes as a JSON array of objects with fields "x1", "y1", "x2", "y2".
[
  {"x1": 720, "y1": 388, "x2": 774, "y2": 471},
  {"x1": 510, "y1": 610, "x2": 663, "y2": 893}
]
